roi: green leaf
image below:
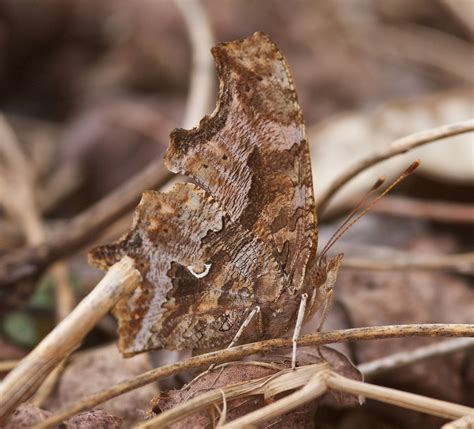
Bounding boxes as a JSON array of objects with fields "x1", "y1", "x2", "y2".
[{"x1": 2, "y1": 311, "x2": 40, "y2": 348}]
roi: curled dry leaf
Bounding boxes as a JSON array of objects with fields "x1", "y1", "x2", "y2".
[
  {"x1": 309, "y1": 90, "x2": 474, "y2": 214},
  {"x1": 150, "y1": 346, "x2": 362, "y2": 429}
]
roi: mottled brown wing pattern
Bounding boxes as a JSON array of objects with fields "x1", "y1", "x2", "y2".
[
  {"x1": 89, "y1": 32, "x2": 319, "y2": 355},
  {"x1": 90, "y1": 183, "x2": 287, "y2": 354},
  {"x1": 166, "y1": 32, "x2": 317, "y2": 295}
]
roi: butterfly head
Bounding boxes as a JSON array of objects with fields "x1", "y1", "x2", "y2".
[
  {"x1": 316, "y1": 252, "x2": 344, "y2": 291},
  {"x1": 304, "y1": 252, "x2": 343, "y2": 320}
]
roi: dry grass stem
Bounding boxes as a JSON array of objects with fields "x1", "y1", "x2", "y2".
[
  {"x1": 0, "y1": 257, "x2": 141, "y2": 423},
  {"x1": 327, "y1": 371, "x2": 473, "y2": 419},
  {"x1": 442, "y1": 414, "x2": 474, "y2": 429},
  {"x1": 222, "y1": 369, "x2": 327, "y2": 429},
  {"x1": 34, "y1": 324, "x2": 473, "y2": 428},
  {"x1": 31, "y1": 360, "x2": 67, "y2": 407},
  {"x1": 225, "y1": 367, "x2": 474, "y2": 428},
  {"x1": 359, "y1": 337, "x2": 474, "y2": 377},
  {"x1": 316, "y1": 120, "x2": 474, "y2": 214}
]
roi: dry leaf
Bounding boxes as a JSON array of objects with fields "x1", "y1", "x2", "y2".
[
  {"x1": 63, "y1": 409, "x2": 122, "y2": 429},
  {"x1": 3, "y1": 403, "x2": 52, "y2": 429},
  {"x1": 44, "y1": 344, "x2": 158, "y2": 427}
]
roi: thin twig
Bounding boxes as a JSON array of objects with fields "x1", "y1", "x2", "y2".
[
  {"x1": 0, "y1": 257, "x2": 141, "y2": 423},
  {"x1": 316, "y1": 120, "x2": 474, "y2": 215},
  {"x1": 34, "y1": 324, "x2": 474, "y2": 428},
  {"x1": 51, "y1": 263, "x2": 75, "y2": 323},
  {"x1": 174, "y1": 0, "x2": 215, "y2": 130},
  {"x1": 0, "y1": 161, "x2": 173, "y2": 288},
  {"x1": 370, "y1": 196, "x2": 474, "y2": 224},
  {"x1": 359, "y1": 337, "x2": 474, "y2": 377}
]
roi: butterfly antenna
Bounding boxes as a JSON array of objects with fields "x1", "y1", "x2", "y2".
[
  {"x1": 318, "y1": 175, "x2": 386, "y2": 259},
  {"x1": 319, "y1": 160, "x2": 420, "y2": 260}
]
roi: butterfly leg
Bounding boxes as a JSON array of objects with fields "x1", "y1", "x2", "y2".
[
  {"x1": 227, "y1": 305, "x2": 261, "y2": 349},
  {"x1": 209, "y1": 305, "x2": 261, "y2": 372},
  {"x1": 315, "y1": 289, "x2": 334, "y2": 362},
  {"x1": 317, "y1": 289, "x2": 334, "y2": 332},
  {"x1": 292, "y1": 293, "x2": 308, "y2": 370}
]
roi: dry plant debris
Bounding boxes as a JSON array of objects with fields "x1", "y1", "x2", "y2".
[
  {"x1": 32, "y1": 324, "x2": 474, "y2": 429},
  {"x1": 148, "y1": 347, "x2": 360, "y2": 428}
]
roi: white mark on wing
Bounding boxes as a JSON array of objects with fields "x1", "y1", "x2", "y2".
[{"x1": 187, "y1": 263, "x2": 212, "y2": 279}]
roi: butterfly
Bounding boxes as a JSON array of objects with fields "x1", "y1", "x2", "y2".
[{"x1": 89, "y1": 32, "x2": 342, "y2": 356}]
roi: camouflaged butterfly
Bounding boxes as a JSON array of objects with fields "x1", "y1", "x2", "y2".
[{"x1": 89, "y1": 32, "x2": 342, "y2": 356}]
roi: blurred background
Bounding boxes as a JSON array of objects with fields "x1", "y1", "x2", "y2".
[
  {"x1": 0, "y1": 0, "x2": 472, "y2": 209},
  {"x1": 0, "y1": 1, "x2": 473, "y2": 428}
]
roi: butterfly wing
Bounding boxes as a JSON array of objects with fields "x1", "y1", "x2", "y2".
[
  {"x1": 90, "y1": 32, "x2": 318, "y2": 355},
  {"x1": 166, "y1": 32, "x2": 317, "y2": 295}
]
